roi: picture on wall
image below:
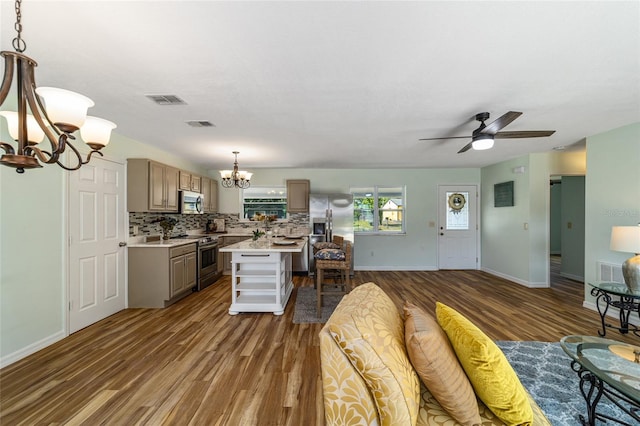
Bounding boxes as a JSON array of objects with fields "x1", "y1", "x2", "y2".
[{"x1": 494, "y1": 181, "x2": 514, "y2": 207}]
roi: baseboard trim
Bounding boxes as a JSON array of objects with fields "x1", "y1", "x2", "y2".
[
  {"x1": 0, "y1": 330, "x2": 66, "y2": 368},
  {"x1": 481, "y1": 267, "x2": 549, "y2": 288}
]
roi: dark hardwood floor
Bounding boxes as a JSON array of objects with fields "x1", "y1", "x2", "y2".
[{"x1": 1, "y1": 262, "x2": 636, "y2": 425}]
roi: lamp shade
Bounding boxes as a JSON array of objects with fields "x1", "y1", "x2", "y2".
[
  {"x1": 35, "y1": 87, "x2": 94, "y2": 130},
  {"x1": 472, "y1": 134, "x2": 494, "y2": 150},
  {"x1": 80, "y1": 116, "x2": 117, "y2": 148},
  {"x1": 0, "y1": 111, "x2": 45, "y2": 143},
  {"x1": 610, "y1": 226, "x2": 640, "y2": 254},
  {"x1": 220, "y1": 170, "x2": 232, "y2": 179}
]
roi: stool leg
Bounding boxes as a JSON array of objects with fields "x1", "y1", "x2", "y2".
[
  {"x1": 345, "y1": 270, "x2": 351, "y2": 293},
  {"x1": 317, "y1": 267, "x2": 323, "y2": 317}
]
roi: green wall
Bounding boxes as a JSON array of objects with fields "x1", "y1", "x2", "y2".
[
  {"x1": 584, "y1": 123, "x2": 640, "y2": 306},
  {"x1": 480, "y1": 151, "x2": 587, "y2": 286}
]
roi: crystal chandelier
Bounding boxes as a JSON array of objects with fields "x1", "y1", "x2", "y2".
[
  {"x1": 219, "y1": 151, "x2": 252, "y2": 189},
  {"x1": 0, "y1": 0, "x2": 116, "y2": 173}
]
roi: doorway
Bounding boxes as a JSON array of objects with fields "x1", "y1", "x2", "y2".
[
  {"x1": 438, "y1": 185, "x2": 479, "y2": 269},
  {"x1": 549, "y1": 175, "x2": 585, "y2": 283},
  {"x1": 68, "y1": 157, "x2": 126, "y2": 333}
]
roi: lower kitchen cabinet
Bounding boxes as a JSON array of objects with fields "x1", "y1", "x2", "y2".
[{"x1": 129, "y1": 243, "x2": 197, "y2": 307}]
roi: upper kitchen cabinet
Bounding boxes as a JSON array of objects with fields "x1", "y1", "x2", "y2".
[
  {"x1": 127, "y1": 159, "x2": 180, "y2": 212},
  {"x1": 286, "y1": 179, "x2": 310, "y2": 213},
  {"x1": 179, "y1": 170, "x2": 202, "y2": 193},
  {"x1": 201, "y1": 177, "x2": 219, "y2": 213}
]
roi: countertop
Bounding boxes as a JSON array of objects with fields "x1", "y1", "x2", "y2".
[
  {"x1": 127, "y1": 238, "x2": 201, "y2": 248},
  {"x1": 219, "y1": 238, "x2": 306, "y2": 253}
]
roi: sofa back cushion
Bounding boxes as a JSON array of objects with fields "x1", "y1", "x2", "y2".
[
  {"x1": 435, "y1": 302, "x2": 533, "y2": 426},
  {"x1": 328, "y1": 283, "x2": 421, "y2": 426},
  {"x1": 404, "y1": 301, "x2": 482, "y2": 426}
]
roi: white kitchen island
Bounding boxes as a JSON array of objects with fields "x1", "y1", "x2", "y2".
[{"x1": 219, "y1": 238, "x2": 306, "y2": 315}]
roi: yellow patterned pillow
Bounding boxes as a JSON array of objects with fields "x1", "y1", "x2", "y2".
[
  {"x1": 435, "y1": 302, "x2": 533, "y2": 426},
  {"x1": 328, "y1": 283, "x2": 421, "y2": 426},
  {"x1": 404, "y1": 301, "x2": 482, "y2": 426}
]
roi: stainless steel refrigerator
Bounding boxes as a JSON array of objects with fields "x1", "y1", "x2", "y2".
[{"x1": 308, "y1": 193, "x2": 354, "y2": 276}]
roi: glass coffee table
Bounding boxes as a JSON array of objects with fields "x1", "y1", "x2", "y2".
[
  {"x1": 588, "y1": 282, "x2": 640, "y2": 337},
  {"x1": 561, "y1": 335, "x2": 640, "y2": 425}
]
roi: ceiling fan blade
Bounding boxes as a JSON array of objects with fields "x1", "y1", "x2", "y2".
[
  {"x1": 494, "y1": 130, "x2": 556, "y2": 139},
  {"x1": 480, "y1": 111, "x2": 522, "y2": 135},
  {"x1": 457, "y1": 141, "x2": 474, "y2": 153},
  {"x1": 419, "y1": 135, "x2": 471, "y2": 141}
]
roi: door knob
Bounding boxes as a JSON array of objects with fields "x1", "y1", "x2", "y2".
[
  {"x1": 440, "y1": 233, "x2": 444, "y2": 236},
  {"x1": 119, "y1": 242, "x2": 127, "y2": 247}
]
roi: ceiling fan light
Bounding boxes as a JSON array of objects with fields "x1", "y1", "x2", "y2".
[
  {"x1": 35, "y1": 87, "x2": 94, "y2": 131},
  {"x1": 0, "y1": 111, "x2": 45, "y2": 143},
  {"x1": 80, "y1": 116, "x2": 117, "y2": 149},
  {"x1": 472, "y1": 135, "x2": 495, "y2": 150}
]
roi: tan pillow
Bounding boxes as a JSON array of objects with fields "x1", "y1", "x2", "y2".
[
  {"x1": 328, "y1": 283, "x2": 421, "y2": 425},
  {"x1": 404, "y1": 301, "x2": 482, "y2": 426},
  {"x1": 436, "y1": 302, "x2": 533, "y2": 426}
]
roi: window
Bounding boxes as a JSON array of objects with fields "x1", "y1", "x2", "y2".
[
  {"x1": 352, "y1": 186, "x2": 405, "y2": 234},
  {"x1": 241, "y1": 187, "x2": 287, "y2": 219}
]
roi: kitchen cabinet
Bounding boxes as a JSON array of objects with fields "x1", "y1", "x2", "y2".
[
  {"x1": 179, "y1": 170, "x2": 201, "y2": 193},
  {"x1": 219, "y1": 235, "x2": 251, "y2": 275},
  {"x1": 127, "y1": 159, "x2": 179, "y2": 212},
  {"x1": 201, "y1": 177, "x2": 219, "y2": 213},
  {"x1": 286, "y1": 179, "x2": 310, "y2": 213},
  {"x1": 128, "y1": 242, "x2": 197, "y2": 307}
]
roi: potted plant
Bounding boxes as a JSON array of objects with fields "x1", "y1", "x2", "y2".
[{"x1": 155, "y1": 217, "x2": 178, "y2": 240}]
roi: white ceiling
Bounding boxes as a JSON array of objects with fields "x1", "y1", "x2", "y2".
[{"x1": 1, "y1": 1, "x2": 639, "y2": 170}]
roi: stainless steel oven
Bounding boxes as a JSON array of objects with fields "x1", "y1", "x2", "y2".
[{"x1": 198, "y1": 237, "x2": 220, "y2": 290}]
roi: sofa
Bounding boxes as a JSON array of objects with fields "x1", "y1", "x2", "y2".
[{"x1": 319, "y1": 282, "x2": 551, "y2": 426}]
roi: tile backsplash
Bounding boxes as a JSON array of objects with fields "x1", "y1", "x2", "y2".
[{"x1": 129, "y1": 212, "x2": 310, "y2": 237}]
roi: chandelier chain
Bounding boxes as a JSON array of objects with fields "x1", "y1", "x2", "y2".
[{"x1": 12, "y1": 0, "x2": 26, "y2": 53}]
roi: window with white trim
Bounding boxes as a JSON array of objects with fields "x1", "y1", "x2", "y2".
[{"x1": 352, "y1": 186, "x2": 405, "y2": 234}]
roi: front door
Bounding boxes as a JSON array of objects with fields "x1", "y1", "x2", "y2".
[
  {"x1": 69, "y1": 157, "x2": 126, "y2": 333},
  {"x1": 438, "y1": 185, "x2": 478, "y2": 269}
]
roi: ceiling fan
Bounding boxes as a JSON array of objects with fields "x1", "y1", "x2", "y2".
[{"x1": 419, "y1": 111, "x2": 555, "y2": 153}]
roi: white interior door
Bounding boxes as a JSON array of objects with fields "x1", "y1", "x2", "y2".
[
  {"x1": 69, "y1": 157, "x2": 126, "y2": 333},
  {"x1": 438, "y1": 185, "x2": 478, "y2": 270}
]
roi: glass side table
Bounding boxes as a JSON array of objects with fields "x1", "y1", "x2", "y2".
[
  {"x1": 589, "y1": 282, "x2": 640, "y2": 337},
  {"x1": 561, "y1": 335, "x2": 640, "y2": 425}
]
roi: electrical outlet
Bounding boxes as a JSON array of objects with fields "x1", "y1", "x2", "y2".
[{"x1": 133, "y1": 225, "x2": 139, "y2": 235}]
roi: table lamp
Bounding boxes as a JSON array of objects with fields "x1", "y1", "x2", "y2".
[{"x1": 610, "y1": 225, "x2": 640, "y2": 291}]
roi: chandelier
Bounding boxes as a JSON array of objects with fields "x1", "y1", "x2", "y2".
[
  {"x1": 0, "y1": 0, "x2": 116, "y2": 173},
  {"x1": 220, "y1": 151, "x2": 252, "y2": 189}
]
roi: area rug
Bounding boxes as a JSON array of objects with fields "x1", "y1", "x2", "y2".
[
  {"x1": 292, "y1": 287, "x2": 344, "y2": 324},
  {"x1": 497, "y1": 340, "x2": 636, "y2": 425}
]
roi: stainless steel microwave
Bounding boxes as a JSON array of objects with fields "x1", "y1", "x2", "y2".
[{"x1": 180, "y1": 191, "x2": 204, "y2": 214}]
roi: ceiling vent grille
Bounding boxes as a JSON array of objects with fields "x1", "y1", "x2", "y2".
[
  {"x1": 186, "y1": 120, "x2": 215, "y2": 128},
  {"x1": 145, "y1": 94, "x2": 186, "y2": 105}
]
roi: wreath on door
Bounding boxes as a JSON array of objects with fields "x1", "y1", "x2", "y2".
[{"x1": 448, "y1": 193, "x2": 466, "y2": 214}]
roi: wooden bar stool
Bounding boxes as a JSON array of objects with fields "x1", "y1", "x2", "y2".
[{"x1": 316, "y1": 241, "x2": 352, "y2": 317}]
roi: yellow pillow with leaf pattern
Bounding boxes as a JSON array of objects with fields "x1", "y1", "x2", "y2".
[{"x1": 435, "y1": 302, "x2": 533, "y2": 426}]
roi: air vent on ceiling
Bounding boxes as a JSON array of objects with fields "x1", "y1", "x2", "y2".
[
  {"x1": 145, "y1": 94, "x2": 186, "y2": 105},
  {"x1": 186, "y1": 120, "x2": 215, "y2": 128}
]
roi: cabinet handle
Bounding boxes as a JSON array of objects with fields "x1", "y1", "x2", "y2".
[{"x1": 241, "y1": 254, "x2": 270, "y2": 257}]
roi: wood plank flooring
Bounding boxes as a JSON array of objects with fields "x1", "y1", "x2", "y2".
[{"x1": 1, "y1": 263, "x2": 637, "y2": 425}]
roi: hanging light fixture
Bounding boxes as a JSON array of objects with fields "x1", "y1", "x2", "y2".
[
  {"x1": 0, "y1": 0, "x2": 116, "y2": 173},
  {"x1": 220, "y1": 151, "x2": 252, "y2": 189}
]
